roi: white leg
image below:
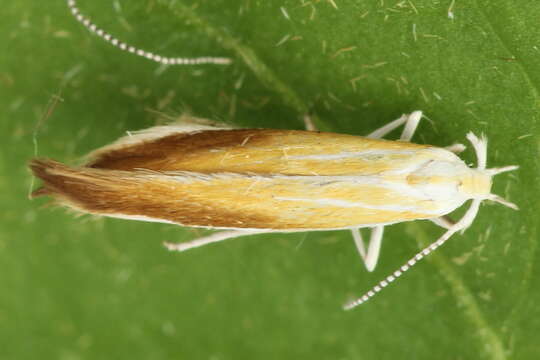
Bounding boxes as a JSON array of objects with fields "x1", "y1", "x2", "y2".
[
  {"x1": 399, "y1": 110, "x2": 422, "y2": 141},
  {"x1": 365, "y1": 226, "x2": 384, "y2": 272},
  {"x1": 366, "y1": 110, "x2": 422, "y2": 141},
  {"x1": 164, "y1": 229, "x2": 268, "y2": 252},
  {"x1": 351, "y1": 228, "x2": 367, "y2": 259},
  {"x1": 366, "y1": 114, "x2": 408, "y2": 139},
  {"x1": 351, "y1": 226, "x2": 385, "y2": 272},
  {"x1": 350, "y1": 111, "x2": 423, "y2": 271},
  {"x1": 445, "y1": 143, "x2": 466, "y2": 154},
  {"x1": 303, "y1": 114, "x2": 318, "y2": 131},
  {"x1": 429, "y1": 216, "x2": 455, "y2": 230}
]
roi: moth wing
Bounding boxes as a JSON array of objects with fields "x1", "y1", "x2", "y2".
[
  {"x1": 86, "y1": 115, "x2": 235, "y2": 166},
  {"x1": 29, "y1": 159, "x2": 437, "y2": 230},
  {"x1": 86, "y1": 128, "x2": 438, "y2": 176}
]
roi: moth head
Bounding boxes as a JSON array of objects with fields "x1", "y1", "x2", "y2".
[
  {"x1": 344, "y1": 131, "x2": 519, "y2": 311},
  {"x1": 465, "y1": 132, "x2": 519, "y2": 210}
]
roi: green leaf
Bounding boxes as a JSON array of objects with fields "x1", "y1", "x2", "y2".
[{"x1": 1, "y1": 0, "x2": 538, "y2": 359}]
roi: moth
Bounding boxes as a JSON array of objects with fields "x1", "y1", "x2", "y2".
[
  {"x1": 40, "y1": 1, "x2": 518, "y2": 309},
  {"x1": 30, "y1": 111, "x2": 518, "y2": 309}
]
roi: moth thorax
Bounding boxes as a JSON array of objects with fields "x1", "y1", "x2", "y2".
[
  {"x1": 406, "y1": 160, "x2": 470, "y2": 201},
  {"x1": 458, "y1": 170, "x2": 492, "y2": 199}
]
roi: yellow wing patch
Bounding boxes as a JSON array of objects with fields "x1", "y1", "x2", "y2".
[{"x1": 87, "y1": 129, "x2": 433, "y2": 176}]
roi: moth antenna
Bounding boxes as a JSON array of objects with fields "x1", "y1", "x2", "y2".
[
  {"x1": 66, "y1": 0, "x2": 231, "y2": 65},
  {"x1": 343, "y1": 229, "x2": 454, "y2": 310},
  {"x1": 343, "y1": 199, "x2": 482, "y2": 310}
]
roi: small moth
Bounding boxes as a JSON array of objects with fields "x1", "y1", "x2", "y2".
[
  {"x1": 38, "y1": 1, "x2": 518, "y2": 309},
  {"x1": 30, "y1": 112, "x2": 518, "y2": 309}
]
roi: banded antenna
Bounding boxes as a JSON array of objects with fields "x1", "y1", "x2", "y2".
[{"x1": 66, "y1": 0, "x2": 231, "y2": 65}]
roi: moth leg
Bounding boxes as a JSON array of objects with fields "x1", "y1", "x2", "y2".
[
  {"x1": 398, "y1": 110, "x2": 423, "y2": 141},
  {"x1": 429, "y1": 216, "x2": 455, "y2": 230},
  {"x1": 164, "y1": 230, "x2": 268, "y2": 252},
  {"x1": 445, "y1": 143, "x2": 467, "y2": 154},
  {"x1": 351, "y1": 228, "x2": 367, "y2": 258},
  {"x1": 366, "y1": 110, "x2": 422, "y2": 141},
  {"x1": 351, "y1": 225, "x2": 385, "y2": 272},
  {"x1": 303, "y1": 114, "x2": 318, "y2": 131}
]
